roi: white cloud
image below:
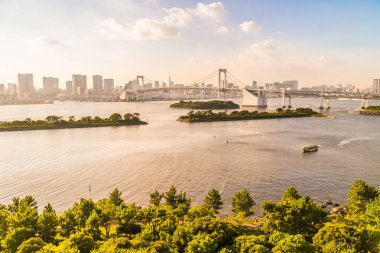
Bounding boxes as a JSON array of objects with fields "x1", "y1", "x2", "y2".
[
  {"x1": 240, "y1": 39, "x2": 277, "y2": 59},
  {"x1": 239, "y1": 21, "x2": 261, "y2": 33},
  {"x1": 163, "y1": 7, "x2": 193, "y2": 27},
  {"x1": 217, "y1": 25, "x2": 229, "y2": 34},
  {"x1": 194, "y1": 2, "x2": 227, "y2": 21},
  {"x1": 96, "y1": 2, "x2": 227, "y2": 41},
  {"x1": 131, "y1": 18, "x2": 180, "y2": 40},
  {"x1": 26, "y1": 36, "x2": 62, "y2": 48}
]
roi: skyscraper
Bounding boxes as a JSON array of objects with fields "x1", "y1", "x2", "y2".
[
  {"x1": 373, "y1": 79, "x2": 380, "y2": 94},
  {"x1": 72, "y1": 74, "x2": 87, "y2": 95},
  {"x1": 66, "y1": 80, "x2": 73, "y2": 94},
  {"x1": 93, "y1": 75, "x2": 103, "y2": 94},
  {"x1": 0, "y1": 84, "x2": 4, "y2": 94},
  {"x1": 18, "y1": 73, "x2": 34, "y2": 99},
  {"x1": 7, "y1": 83, "x2": 18, "y2": 97},
  {"x1": 104, "y1": 79, "x2": 115, "y2": 95},
  {"x1": 43, "y1": 77, "x2": 59, "y2": 94}
]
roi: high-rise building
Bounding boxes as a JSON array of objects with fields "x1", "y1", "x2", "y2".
[
  {"x1": 43, "y1": 77, "x2": 59, "y2": 94},
  {"x1": 93, "y1": 75, "x2": 103, "y2": 94},
  {"x1": 154, "y1": 81, "x2": 160, "y2": 88},
  {"x1": 72, "y1": 74, "x2": 87, "y2": 95},
  {"x1": 103, "y1": 79, "x2": 114, "y2": 95},
  {"x1": 373, "y1": 79, "x2": 380, "y2": 94},
  {"x1": 66, "y1": 80, "x2": 73, "y2": 94},
  {"x1": 7, "y1": 83, "x2": 18, "y2": 97},
  {"x1": 283, "y1": 80, "x2": 298, "y2": 90},
  {"x1": 0, "y1": 84, "x2": 5, "y2": 94},
  {"x1": 18, "y1": 73, "x2": 34, "y2": 99}
]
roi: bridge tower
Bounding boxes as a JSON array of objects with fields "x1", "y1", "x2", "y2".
[
  {"x1": 218, "y1": 69, "x2": 227, "y2": 100},
  {"x1": 137, "y1": 75, "x2": 144, "y2": 102}
]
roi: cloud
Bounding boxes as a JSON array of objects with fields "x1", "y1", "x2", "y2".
[
  {"x1": 194, "y1": 2, "x2": 227, "y2": 21},
  {"x1": 96, "y1": 2, "x2": 226, "y2": 41},
  {"x1": 26, "y1": 36, "x2": 62, "y2": 48},
  {"x1": 239, "y1": 21, "x2": 261, "y2": 33},
  {"x1": 217, "y1": 25, "x2": 229, "y2": 34},
  {"x1": 240, "y1": 39, "x2": 277, "y2": 59}
]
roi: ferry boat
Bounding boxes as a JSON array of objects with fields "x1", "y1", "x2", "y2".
[{"x1": 302, "y1": 145, "x2": 319, "y2": 153}]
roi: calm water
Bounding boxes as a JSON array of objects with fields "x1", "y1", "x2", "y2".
[{"x1": 0, "y1": 98, "x2": 379, "y2": 215}]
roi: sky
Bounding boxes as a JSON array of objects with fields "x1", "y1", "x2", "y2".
[{"x1": 0, "y1": 0, "x2": 379, "y2": 89}]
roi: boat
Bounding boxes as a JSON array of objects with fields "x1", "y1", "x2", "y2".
[{"x1": 302, "y1": 144, "x2": 319, "y2": 153}]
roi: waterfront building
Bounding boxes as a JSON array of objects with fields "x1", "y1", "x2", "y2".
[
  {"x1": 0, "y1": 84, "x2": 4, "y2": 94},
  {"x1": 373, "y1": 79, "x2": 380, "y2": 94},
  {"x1": 72, "y1": 74, "x2": 87, "y2": 95},
  {"x1": 104, "y1": 79, "x2": 115, "y2": 94},
  {"x1": 93, "y1": 75, "x2": 103, "y2": 94},
  {"x1": 43, "y1": 77, "x2": 59, "y2": 94},
  {"x1": 66, "y1": 80, "x2": 72, "y2": 94},
  {"x1": 18, "y1": 73, "x2": 34, "y2": 99},
  {"x1": 7, "y1": 83, "x2": 18, "y2": 97},
  {"x1": 154, "y1": 80, "x2": 159, "y2": 88}
]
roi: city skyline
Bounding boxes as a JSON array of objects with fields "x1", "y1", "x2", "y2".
[{"x1": 0, "y1": 0, "x2": 380, "y2": 88}]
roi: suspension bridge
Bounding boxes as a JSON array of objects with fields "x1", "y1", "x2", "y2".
[{"x1": 118, "y1": 68, "x2": 380, "y2": 108}]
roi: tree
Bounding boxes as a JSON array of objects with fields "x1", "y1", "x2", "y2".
[
  {"x1": 76, "y1": 198, "x2": 95, "y2": 227},
  {"x1": 164, "y1": 186, "x2": 191, "y2": 210},
  {"x1": 37, "y1": 203, "x2": 58, "y2": 243},
  {"x1": 348, "y1": 179, "x2": 379, "y2": 215},
  {"x1": 366, "y1": 196, "x2": 380, "y2": 229},
  {"x1": 59, "y1": 209, "x2": 78, "y2": 238},
  {"x1": 84, "y1": 210, "x2": 102, "y2": 240},
  {"x1": 109, "y1": 188, "x2": 124, "y2": 206},
  {"x1": 262, "y1": 189, "x2": 327, "y2": 241},
  {"x1": 3, "y1": 227, "x2": 35, "y2": 253},
  {"x1": 109, "y1": 113, "x2": 122, "y2": 122},
  {"x1": 67, "y1": 232, "x2": 95, "y2": 253},
  {"x1": 186, "y1": 233, "x2": 218, "y2": 253},
  {"x1": 123, "y1": 113, "x2": 133, "y2": 121},
  {"x1": 203, "y1": 189, "x2": 223, "y2": 214},
  {"x1": 271, "y1": 234, "x2": 315, "y2": 253},
  {"x1": 8, "y1": 196, "x2": 38, "y2": 231},
  {"x1": 313, "y1": 218, "x2": 374, "y2": 253},
  {"x1": 17, "y1": 237, "x2": 46, "y2": 253},
  {"x1": 95, "y1": 199, "x2": 118, "y2": 238},
  {"x1": 233, "y1": 235, "x2": 270, "y2": 253},
  {"x1": 231, "y1": 188, "x2": 255, "y2": 216},
  {"x1": 281, "y1": 186, "x2": 301, "y2": 202},
  {"x1": 149, "y1": 190, "x2": 163, "y2": 206}
]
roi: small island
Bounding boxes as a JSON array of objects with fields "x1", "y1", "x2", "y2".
[
  {"x1": 0, "y1": 112, "x2": 147, "y2": 132},
  {"x1": 360, "y1": 106, "x2": 380, "y2": 115},
  {"x1": 170, "y1": 100, "x2": 240, "y2": 110},
  {"x1": 178, "y1": 108, "x2": 325, "y2": 122}
]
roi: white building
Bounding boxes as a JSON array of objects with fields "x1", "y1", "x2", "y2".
[
  {"x1": 72, "y1": 74, "x2": 87, "y2": 95},
  {"x1": 373, "y1": 79, "x2": 380, "y2": 94},
  {"x1": 93, "y1": 75, "x2": 103, "y2": 94},
  {"x1": 18, "y1": 73, "x2": 34, "y2": 99},
  {"x1": 104, "y1": 79, "x2": 115, "y2": 95}
]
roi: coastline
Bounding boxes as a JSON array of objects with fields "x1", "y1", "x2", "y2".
[
  {"x1": 0, "y1": 121, "x2": 147, "y2": 132},
  {"x1": 179, "y1": 114, "x2": 321, "y2": 122}
]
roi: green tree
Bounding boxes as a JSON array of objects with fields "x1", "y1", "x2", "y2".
[
  {"x1": 164, "y1": 186, "x2": 191, "y2": 209},
  {"x1": 67, "y1": 232, "x2": 95, "y2": 253},
  {"x1": 16, "y1": 237, "x2": 45, "y2": 253},
  {"x1": 203, "y1": 189, "x2": 223, "y2": 214},
  {"x1": 109, "y1": 113, "x2": 122, "y2": 122},
  {"x1": 281, "y1": 186, "x2": 301, "y2": 202},
  {"x1": 3, "y1": 227, "x2": 35, "y2": 253},
  {"x1": 75, "y1": 198, "x2": 95, "y2": 227},
  {"x1": 366, "y1": 196, "x2": 380, "y2": 229},
  {"x1": 59, "y1": 209, "x2": 78, "y2": 238},
  {"x1": 272, "y1": 234, "x2": 315, "y2": 253},
  {"x1": 109, "y1": 188, "x2": 124, "y2": 206},
  {"x1": 95, "y1": 199, "x2": 118, "y2": 238},
  {"x1": 8, "y1": 196, "x2": 38, "y2": 231},
  {"x1": 84, "y1": 210, "x2": 102, "y2": 240},
  {"x1": 186, "y1": 233, "x2": 217, "y2": 253},
  {"x1": 348, "y1": 179, "x2": 379, "y2": 215},
  {"x1": 313, "y1": 218, "x2": 374, "y2": 253},
  {"x1": 231, "y1": 188, "x2": 255, "y2": 216},
  {"x1": 149, "y1": 190, "x2": 163, "y2": 206},
  {"x1": 37, "y1": 203, "x2": 58, "y2": 243},
  {"x1": 262, "y1": 194, "x2": 327, "y2": 241},
  {"x1": 233, "y1": 235, "x2": 270, "y2": 253}
]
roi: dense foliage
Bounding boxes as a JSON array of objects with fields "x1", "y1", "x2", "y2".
[
  {"x1": 0, "y1": 180, "x2": 379, "y2": 252},
  {"x1": 0, "y1": 113, "x2": 146, "y2": 131},
  {"x1": 170, "y1": 100, "x2": 240, "y2": 110},
  {"x1": 178, "y1": 108, "x2": 324, "y2": 122},
  {"x1": 361, "y1": 106, "x2": 380, "y2": 114}
]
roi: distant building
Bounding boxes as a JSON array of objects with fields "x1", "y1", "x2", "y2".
[
  {"x1": 154, "y1": 80, "x2": 159, "y2": 88},
  {"x1": 283, "y1": 80, "x2": 298, "y2": 90},
  {"x1": 373, "y1": 79, "x2": 380, "y2": 94},
  {"x1": 72, "y1": 74, "x2": 87, "y2": 95},
  {"x1": 43, "y1": 77, "x2": 59, "y2": 94},
  {"x1": 104, "y1": 79, "x2": 114, "y2": 95},
  {"x1": 18, "y1": 73, "x2": 34, "y2": 99},
  {"x1": 66, "y1": 80, "x2": 73, "y2": 94},
  {"x1": 93, "y1": 75, "x2": 103, "y2": 94},
  {"x1": 7, "y1": 83, "x2": 18, "y2": 97},
  {"x1": 0, "y1": 84, "x2": 4, "y2": 94}
]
